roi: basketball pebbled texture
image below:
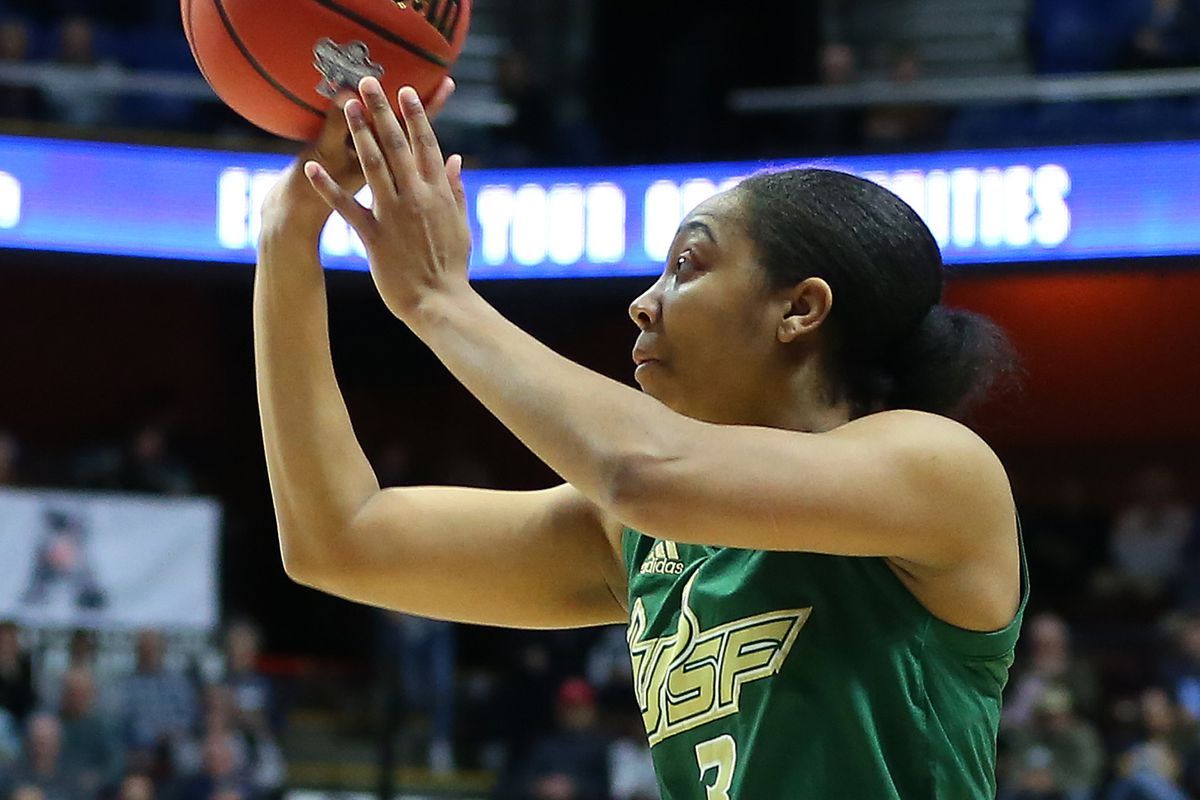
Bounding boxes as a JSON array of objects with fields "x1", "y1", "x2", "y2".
[{"x1": 183, "y1": 0, "x2": 471, "y2": 140}]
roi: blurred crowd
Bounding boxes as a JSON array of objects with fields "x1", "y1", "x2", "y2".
[
  {"x1": 0, "y1": 621, "x2": 284, "y2": 800},
  {"x1": 3, "y1": 417, "x2": 1200, "y2": 800},
  {"x1": 3, "y1": 0, "x2": 1200, "y2": 161}
]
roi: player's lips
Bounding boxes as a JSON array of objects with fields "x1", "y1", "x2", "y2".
[{"x1": 632, "y1": 349, "x2": 661, "y2": 367}]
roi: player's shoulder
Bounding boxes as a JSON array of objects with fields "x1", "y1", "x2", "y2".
[{"x1": 834, "y1": 409, "x2": 1010, "y2": 498}]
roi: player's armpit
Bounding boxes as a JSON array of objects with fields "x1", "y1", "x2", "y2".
[{"x1": 287, "y1": 482, "x2": 629, "y2": 630}]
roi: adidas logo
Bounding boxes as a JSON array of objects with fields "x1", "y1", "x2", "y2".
[{"x1": 640, "y1": 540, "x2": 686, "y2": 576}]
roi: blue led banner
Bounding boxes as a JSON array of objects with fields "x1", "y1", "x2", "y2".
[{"x1": 0, "y1": 135, "x2": 1198, "y2": 278}]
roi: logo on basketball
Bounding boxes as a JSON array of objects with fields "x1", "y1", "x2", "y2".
[{"x1": 313, "y1": 38, "x2": 385, "y2": 99}]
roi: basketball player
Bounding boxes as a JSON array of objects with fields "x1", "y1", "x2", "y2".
[{"x1": 255, "y1": 76, "x2": 1024, "y2": 798}]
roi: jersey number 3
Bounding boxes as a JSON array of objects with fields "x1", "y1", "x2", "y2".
[{"x1": 695, "y1": 735, "x2": 738, "y2": 800}]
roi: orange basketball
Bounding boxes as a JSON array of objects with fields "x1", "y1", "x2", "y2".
[{"x1": 182, "y1": 0, "x2": 471, "y2": 140}]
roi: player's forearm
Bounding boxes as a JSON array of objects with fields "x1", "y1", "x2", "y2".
[
  {"x1": 253, "y1": 186, "x2": 380, "y2": 575},
  {"x1": 408, "y1": 288, "x2": 691, "y2": 515}
]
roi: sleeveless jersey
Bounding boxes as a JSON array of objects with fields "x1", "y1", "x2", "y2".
[{"x1": 621, "y1": 526, "x2": 1028, "y2": 799}]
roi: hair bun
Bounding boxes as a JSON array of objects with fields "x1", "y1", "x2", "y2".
[{"x1": 886, "y1": 306, "x2": 1016, "y2": 418}]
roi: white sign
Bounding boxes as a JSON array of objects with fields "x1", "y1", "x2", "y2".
[{"x1": 0, "y1": 489, "x2": 220, "y2": 631}]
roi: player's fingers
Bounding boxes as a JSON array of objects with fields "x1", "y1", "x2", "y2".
[
  {"x1": 447, "y1": 154, "x2": 467, "y2": 215},
  {"x1": 304, "y1": 161, "x2": 376, "y2": 235},
  {"x1": 345, "y1": 98, "x2": 396, "y2": 199},
  {"x1": 358, "y1": 76, "x2": 416, "y2": 188},
  {"x1": 398, "y1": 86, "x2": 447, "y2": 186},
  {"x1": 425, "y1": 77, "x2": 456, "y2": 121}
]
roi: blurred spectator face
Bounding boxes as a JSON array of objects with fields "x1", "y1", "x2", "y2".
[
  {"x1": 819, "y1": 44, "x2": 856, "y2": 86},
  {"x1": 497, "y1": 51, "x2": 533, "y2": 96},
  {"x1": 211, "y1": 792, "x2": 243, "y2": 800},
  {"x1": 203, "y1": 684, "x2": 236, "y2": 732},
  {"x1": 1033, "y1": 687, "x2": 1074, "y2": 731},
  {"x1": 226, "y1": 621, "x2": 260, "y2": 673},
  {"x1": 1141, "y1": 688, "x2": 1179, "y2": 736},
  {"x1": 0, "y1": 430, "x2": 17, "y2": 482},
  {"x1": 892, "y1": 50, "x2": 922, "y2": 83},
  {"x1": 1134, "y1": 466, "x2": 1177, "y2": 510},
  {"x1": 132, "y1": 426, "x2": 166, "y2": 464},
  {"x1": 135, "y1": 630, "x2": 165, "y2": 673},
  {"x1": 68, "y1": 629, "x2": 97, "y2": 665},
  {"x1": 201, "y1": 732, "x2": 235, "y2": 778},
  {"x1": 57, "y1": 17, "x2": 96, "y2": 66},
  {"x1": 10, "y1": 786, "x2": 46, "y2": 800},
  {"x1": 557, "y1": 678, "x2": 598, "y2": 732},
  {"x1": 533, "y1": 774, "x2": 577, "y2": 800},
  {"x1": 0, "y1": 621, "x2": 20, "y2": 662},
  {"x1": 1029, "y1": 613, "x2": 1069, "y2": 666},
  {"x1": 119, "y1": 774, "x2": 154, "y2": 800},
  {"x1": 1179, "y1": 616, "x2": 1200, "y2": 662},
  {"x1": 27, "y1": 713, "x2": 62, "y2": 770},
  {"x1": 61, "y1": 667, "x2": 97, "y2": 719}
]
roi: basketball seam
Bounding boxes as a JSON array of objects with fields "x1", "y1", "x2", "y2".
[
  {"x1": 183, "y1": 0, "x2": 217, "y2": 87},
  {"x1": 309, "y1": 0, "x2": 450, "y2": 69},
  {"x1": 211, "y1": 0, "x2": 326, "y2": 120}
]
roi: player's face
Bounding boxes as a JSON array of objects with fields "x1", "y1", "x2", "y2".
[{"x1": 628, "y1": 190, "x2": 789, "y2": 425}]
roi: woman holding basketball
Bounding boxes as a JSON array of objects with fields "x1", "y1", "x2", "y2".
[{"x1": 255, "y1": 78, "x2": 1024, "y2": 799}]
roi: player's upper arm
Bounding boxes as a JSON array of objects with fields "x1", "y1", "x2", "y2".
[
  {"x1": 293, "y1": 482, "x2": 629, "y2": 630},
  {"x1": 610, "y1": 410, "x2": 1014, "y2": 569}
]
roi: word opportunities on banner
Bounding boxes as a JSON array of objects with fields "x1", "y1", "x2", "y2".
[{"x1": 2, "y1": 136, "x2": 1200, "y2": 276}]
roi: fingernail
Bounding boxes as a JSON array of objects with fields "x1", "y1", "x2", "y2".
[
  {"x1": 345, "y1": 100, "x2": 366, "y2": 124},
  {"x1": 359, "y1": 76, "x2": 382, "y2": 96},
  {"x1": 400, "y1": 87, "x2": 420, "y2": 107}
]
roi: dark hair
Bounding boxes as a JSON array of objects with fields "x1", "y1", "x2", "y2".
[{"x1": 738, "y1": 168, "x2": 1017, "y2": 421}]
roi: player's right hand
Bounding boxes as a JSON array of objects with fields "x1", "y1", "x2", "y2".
[{"x1": 263, "y1": 77, "x2": 456, "y2": 230}]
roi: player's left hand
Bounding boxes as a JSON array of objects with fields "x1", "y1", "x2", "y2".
[{"x1": 304, "y1": 75, "x2": 472, "y2": 322}]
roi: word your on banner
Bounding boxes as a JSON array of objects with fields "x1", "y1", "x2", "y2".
[
  {"x1": 3, "y1": 137, "x2": 1200, "y2": 276},
  {"x1": 0, "y1": 488, "x2": 220, "y2": 632}
]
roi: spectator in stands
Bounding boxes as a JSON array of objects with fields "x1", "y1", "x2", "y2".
[
  {"x1": 1005, "y1": 687, "x2": 1104, "y2": 800},
  {"x1": 1024, "y1": 477, "x2": 1112, "y2": 614},
  {"x1": 0, "y1": 713, "x2": 73, "y2": 800},
  {"x1": 175, "y1": 682, "x2": 282, "y2": 800},
  {"x1": 1123, "y1": 0, "x2": 1200, "y2": 69},
  {"x1": 1162, "y1": 613, "x2": 1200, "y2": 722},
  {"x1": 0, "y1": 623, "x2": 35, "y2": 727},
  {"x1": 1110, "y1": 466, "x2": 1196, "y2": 604},
  {"x1": 122, "y1": 630, "x2": 197, "y2": 762},
  {"x1": 1108, "y1": 741, "x2": 1192, "y2": 800},
  {"x1": 862, "y1": 46, "x2": 944, "y2": 148},
  {"x1": 117, "y1": 772, "x2": 154, "y2": 800},
  {"x1": 493, "y1": 678, "x2": 610, "y2": 800},
  {"x1": 58, "y1": 667, "x2": 123, "y2": 797},
  {"x1": 173, "y1": 731, "x2": 251, "y2": 800},
  {"x1": 607, "y1": 709, "x2": 657, "y2": 800},
  {"x1": 0, "y1": 707, "x2": 18, "y2": 766},
  {"x1": 43, "y1": 16, "x2": 119, "y2": 129},
  {"x1": 1004, "y1": 613, "x2": 1102, "y2": 731},
  {"x1": 0, "y1": 432, "x2": 16, "y2": 486},
  {"x1": 37, "y1": 630, "x2": 119, "y2": 718},
  {"x1": 121, "y1": 423, "x2": 195, "y2": 496},
  {"x1": 0, "y1": 20, "x2": 44, "y2": 122},
  {"x1": 222, "y1": 620, "x2": 277, "y2": 736},
  {"x1": 1008, "y1": 745, "x2": 1071, "y2": 800},
  {"x1": 804, "y1": 42, "x2": 864, "y2": 153},
  {"x1": 491, "y1": 50, "x2": 560, "y2": 167},
  {"x1": 8, "y1": 785, "x2": 46, "y2": 800},
  {"x1": 381, "y1": 611, "x2": 457, "y2": 774}
]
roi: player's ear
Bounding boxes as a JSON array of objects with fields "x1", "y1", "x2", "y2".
[{"x1": 778, "y1": 277, "x2": 833, "y2": 344}]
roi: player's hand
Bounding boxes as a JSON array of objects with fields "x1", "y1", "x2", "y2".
[
  {"x1": 303, "y1": 76, "x2": 472, "y2": 322},
  {"x1": 262, "y1": 77, "x2": 456, "y2": 232}
]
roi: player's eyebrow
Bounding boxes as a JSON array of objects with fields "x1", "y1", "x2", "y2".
[{"x1": 681, "y1": 220, "x2": 718, "y2": 246}]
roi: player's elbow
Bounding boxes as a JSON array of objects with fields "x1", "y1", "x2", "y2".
[{"x1": 277, "y1": 527, "x2": 339, "y2": 590}]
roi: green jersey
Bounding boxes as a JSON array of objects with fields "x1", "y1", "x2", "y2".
[{"x1": 621, "y1": 526, "x2": 1027, "y2": 799}]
